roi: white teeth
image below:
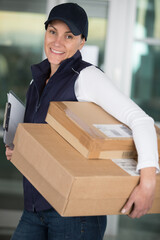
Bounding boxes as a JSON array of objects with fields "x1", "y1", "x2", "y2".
[{"x1": 51, "y1": 49, "x2": 64, "y2": 54}]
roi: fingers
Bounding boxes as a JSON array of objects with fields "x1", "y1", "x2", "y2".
[
  {"x1": 121, "y1": 182, "x2": 155, "y2": 219},
  {"x1": 127, "y1": 202, "x2": 148, "y2": 219},
  {"x1": 121, "y1": 200, "x2": 145, "y2": 219},
  {"x1": 121, "y1": 196, "x2": 134, "y2": 216},
  {"x1": 5, "y1": 146, "x2": 13, "y2": 161}
]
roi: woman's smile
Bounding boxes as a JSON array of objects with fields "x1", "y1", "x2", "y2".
[{"x1": 50, "y1": 48, "x2": 65, "y2": 55}]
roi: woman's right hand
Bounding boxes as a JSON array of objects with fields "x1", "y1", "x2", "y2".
[{"x1": 5, "y1": 145, "x2": 14, "y2": 161}]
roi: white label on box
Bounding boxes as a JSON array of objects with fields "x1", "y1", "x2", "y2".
[
  {"x1": 112, "y1": 159, "x2": 139, "y2": 176},
  {"x1": 93, "y1": 124, "x2": 132, "y2": 138}
]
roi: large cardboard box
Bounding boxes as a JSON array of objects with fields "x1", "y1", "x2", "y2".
[
  {"x1": 46, "y1": 102, "x2": 160, "y2": 159},
  {"x1": 11, "y1": 123, "x2": 160, "y2": 216}
]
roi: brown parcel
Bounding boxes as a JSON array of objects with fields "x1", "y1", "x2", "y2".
[
  {"x1": 11, "y1": 123, "x2": 160, "y2": 217},
  {"x1": 46, "y1": 102, "x2": 160, "y2": 159}
]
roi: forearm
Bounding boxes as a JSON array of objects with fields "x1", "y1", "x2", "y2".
[
  {"x1": 132, "y1": 122, "x2": 159, "y2": 172},
  {"x1": 140, "y1": 167, "x2": 156, "y2": 188}
]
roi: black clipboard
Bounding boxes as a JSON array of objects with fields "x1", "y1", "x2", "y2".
[{"x1": 3, "y1": 91, "x2": 25, "y2": 148}]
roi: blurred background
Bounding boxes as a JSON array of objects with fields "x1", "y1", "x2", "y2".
[{"x1": 0, "y1": 0, "x2": 160, "y2": 239}]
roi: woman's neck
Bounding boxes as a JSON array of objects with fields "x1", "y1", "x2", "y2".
[
  {"x1": 46, "y1": 63, "x2": 60, "y2": 85},
  {"x1": 50, "y1": 63, "x2": 60, "y2": 76}
]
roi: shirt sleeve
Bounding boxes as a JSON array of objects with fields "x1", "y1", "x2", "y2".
[{"x1": 74, "y1": 65, "x2": 159, "y2": 172}]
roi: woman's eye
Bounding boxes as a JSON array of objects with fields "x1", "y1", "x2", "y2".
[
  {"x1": 49, "y1": 30, "x2": 56, "y2": 35},
  {"x1": 48, "y1": 28, "x2": 56, "y2": 34},
  {"x1": 66, "y1": 35, "x2": 73, "y2": 39}
]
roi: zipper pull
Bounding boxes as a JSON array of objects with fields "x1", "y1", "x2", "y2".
[{"x1": 35, "y1": 103, "x2": 40, "y2": 112}]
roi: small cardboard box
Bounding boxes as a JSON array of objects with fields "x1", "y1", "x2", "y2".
[
  {"x1": 11, "y1": 123, "x2": 160, "y2": 216},
  {"x1": 46, "y1": 102, "x2": 160, "y2": 159}
]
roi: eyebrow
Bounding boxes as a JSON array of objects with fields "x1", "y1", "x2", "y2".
[{"x1": 48, "y1": 24, "x2": 73, "y2": 34}]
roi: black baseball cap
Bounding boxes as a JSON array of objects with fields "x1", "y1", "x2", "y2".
[{"x1": 44, "y1": 3, "x2": 88, "y2": 40}]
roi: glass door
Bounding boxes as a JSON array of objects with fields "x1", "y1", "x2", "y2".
[{"x1": 131, "y1": 0, "x2": 160, "y2": 122}]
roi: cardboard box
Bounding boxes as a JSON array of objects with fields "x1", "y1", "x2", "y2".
[
  {"x1": 46, "y1": 102, "x2": 160, "y2": 159},
  {"x1": 11, "y1": 123, "x2": 160, "y2": 216}
]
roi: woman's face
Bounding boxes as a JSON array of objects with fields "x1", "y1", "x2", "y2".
[{"x1": 44, "y1": 20, "x2": 85, "y2": 71}]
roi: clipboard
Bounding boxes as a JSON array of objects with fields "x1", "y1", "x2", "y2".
[{"x1": 3, "y1": 91, "x2": 25, "y2": 148}]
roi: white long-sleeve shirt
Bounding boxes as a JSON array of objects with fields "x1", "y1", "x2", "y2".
[{"x1": 74, "y1": 65, "x2": 159, "y2": 172}]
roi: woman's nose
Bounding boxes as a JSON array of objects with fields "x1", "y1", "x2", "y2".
[{"x1": 53, "y1": 35, "x2": 63, "y2": 46}]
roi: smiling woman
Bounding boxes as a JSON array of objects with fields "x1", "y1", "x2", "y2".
[
  {"x1": 3, "y1": 2, "x2": 160, "y2": 240},
  {"x1": 44, "y1": 20, "x2": 85, "y2": 75}
]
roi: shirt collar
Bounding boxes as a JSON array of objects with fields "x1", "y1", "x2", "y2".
[{"x1": 31, "y1": 50, "x2": 82, "y2": 81}]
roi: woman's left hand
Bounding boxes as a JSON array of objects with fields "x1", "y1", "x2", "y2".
[
  {"x1": 121, "y1": 167, "x2": 156, "y2": 218},
  {"x1": 5, "y1": 145, "x2": 14, "y2": 161}
]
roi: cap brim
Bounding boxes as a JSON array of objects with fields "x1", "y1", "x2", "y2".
[{"x1": 44, "y1": 17, "x2": 81, "y2": 36}]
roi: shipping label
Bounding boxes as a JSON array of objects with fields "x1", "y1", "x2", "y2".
[
  {"x1": 93, "y1": 124, "x2": 132, "y2": 138},
  {"x1": 112, "y1": 159, "x2": 139, "y2": 176}
]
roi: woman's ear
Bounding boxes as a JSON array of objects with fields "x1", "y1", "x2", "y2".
[{"x1": 79, "y1": 38, "x2": 86, "y2": 50}]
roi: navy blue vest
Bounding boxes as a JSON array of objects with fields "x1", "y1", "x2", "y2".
[{"x1": 23, "y1": 51, "x2": 91, "y2": 211}]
